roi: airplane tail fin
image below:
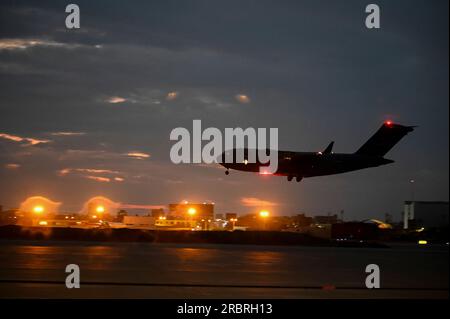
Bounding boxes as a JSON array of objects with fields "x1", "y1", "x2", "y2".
[
  {"x1": 355, "y1": 122, "x2": 415, "y2": 157},
  {"x1": 323, "y1": 141, "x2": 334, "y2": 155}
]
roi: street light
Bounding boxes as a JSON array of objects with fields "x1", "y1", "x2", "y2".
[
  {"x1": 96, "y1": 205, "x2": 105, "y2": 214},
  {"x1": 187, "y1": 207, "x2": 197, "y2": 223},
  {"x1": 33, "y1": 205, "x2": 44, "y2": 214},
  {"x1": 259, "y1": 210, "x2": 270, "y2": 218}
]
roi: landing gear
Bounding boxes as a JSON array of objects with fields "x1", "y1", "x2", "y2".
[
  {"x1": 225, "y1": 169, "x2": 229, "y2": 175},
  {"x1": 288, "y1": 175, "x2": 303, "y2": 182}
]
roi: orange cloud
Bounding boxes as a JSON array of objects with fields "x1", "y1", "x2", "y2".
[
  {"x1": 126, "y1": 152, "x2": 150, "y2": 159},
  {"x1": 241, "y1": 197, "x2": 278, "y2": 207},
  {"x1": 27, "y1": 138, "x2": 50, "y2": 145},
  {"x1": 50, "y1": 131, "x2": 86, "y2": 136},
  {"x1": 58, "y1": 168, "x2": 71, "y2": 176},
  {"x1": 235, "y1": 94, "x2": 250, "y2": 104},
  {"x1": 0, "y1": 133, "x2": 22, "y2": 142},
  {"x1": 76, "y1": 168, "x2": 120, "y2": 174},
  {"x1": 106, "y1": 96, "x2": 127, "y2": 104},
  {"x1": 5, "y1": 163, "x2": 20, "y2": 169},
  {"x1": 0, "y1": 133, "x2": 50, "y2": 146},
  {"x1": 0, "y1": 38, "x2": 72, "y2": 50},
  {"x1": 166, "y1": 91, "x2": 179, "y2": 101},
  {"x1": 85, "y1": 176, "x2": 111, "y2": 183},
  {"x1": 59, "y1": 168, "x2": 122, "y2": 181}
]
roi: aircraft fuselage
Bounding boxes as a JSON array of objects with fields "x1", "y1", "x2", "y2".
[
  {"x1": 221, "y1": 151, "x2": 394, "y2": 179},
  {"x1": 218, "y1": 122, "x2": 414, "y2": 182}
]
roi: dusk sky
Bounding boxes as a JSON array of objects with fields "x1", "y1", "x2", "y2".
[{"x1": 0, "y1": 0, "x2": 448, "y2": 221}]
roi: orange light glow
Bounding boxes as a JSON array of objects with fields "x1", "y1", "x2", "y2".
[
  {"x1": 81, "y1": 196, "x2": 119, "y2": 215},
  {"x1": 33, "y1": 205, "x2": 44, "y2": 214},
  {"x1": 96, "y1": 205, "x2": 105, "y2": 213},
  {"x1": 188, "y1": 207, "x2": 197, "y2": 216},
  {"x1": 20, "y1": 196, "x2": 60, "y2": 215},
  {"x1": 259, "y1": 210, "x2": 270, "y2": 218}
]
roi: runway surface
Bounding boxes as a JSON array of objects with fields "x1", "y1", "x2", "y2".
[{"x1": 0, "y1": 240, "x2": 448, "y2": 298}]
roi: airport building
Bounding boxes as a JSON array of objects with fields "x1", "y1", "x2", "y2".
[
  {"x1": 403, "y1": 201, "x2": 449, "y2": 229},
  {"x1": 122, "y1": 216, "x2": 156, "y2": 229},
  {"x1": 168, "y1": 203, "x2": 214, "y2": 221},
  {"x1": 155, "y1": 219, "x2": 198, "y2": 230}
]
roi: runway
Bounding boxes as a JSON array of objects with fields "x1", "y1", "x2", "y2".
[{"x1": 0, "y1": 240, "x2": 447, "y2": 298}]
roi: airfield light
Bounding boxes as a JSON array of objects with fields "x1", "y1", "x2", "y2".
[
  {"x1": 259, "y1": 210, "x2": 270, "y2": 218},
  {"x1": 33, "y1": 205, "x2": 44, "y2": 214},
  {"x1": 188, "y1": 207, "x2": 197, "y2": 216},
  {"x1": 38, "y1": 220, "x2": 48, "y2": 226},
  {"x1": 96, "y1": 205, "x2": 105, "y2": 213},
  {"x1": 418, "y1": 240, "x2": 428, "y2": 245}
]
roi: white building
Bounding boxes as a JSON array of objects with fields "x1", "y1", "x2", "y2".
[{"x1": 403, "y1": 201, "x2": 449, "y2": 229}]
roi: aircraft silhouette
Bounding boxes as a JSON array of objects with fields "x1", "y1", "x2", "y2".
[{"x1": 220, "y1": 121, "x2": 415, "y2": 182}]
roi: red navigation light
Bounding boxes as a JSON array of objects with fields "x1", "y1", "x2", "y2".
[{"x1": 385, "y1": 120, "x2": 393, "y2": 127}]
